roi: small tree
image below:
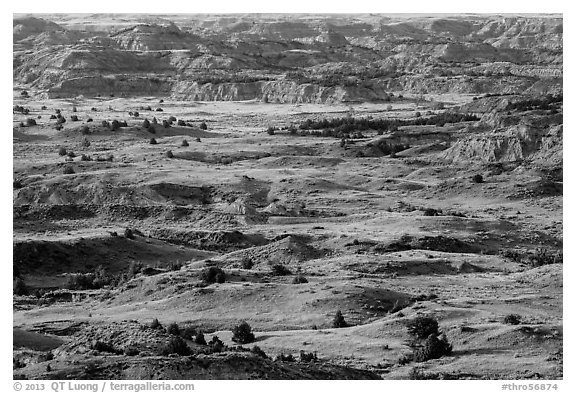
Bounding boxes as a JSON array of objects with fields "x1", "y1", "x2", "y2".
[
  {"x1": 160, "y1": 336, "x2": 191, "y2": 356},
  {"x1": 333, "y1": 310, "x2": 347, "y2": 328},
  {"x1": 292, "y1": 275, "x2": 308, "y2": 284},
  {"x1": 58, "y1": 147, "x2": 67, "y2": 156},
  {"x1": 232, "y1": 321, "x2": 255, "y2": 344},
  {"x1": 150, "y1": 138, "x2": 158, "y2": 145},
  {"x1": 167, "y1": 322, "x2": 180, "y2": 336},
  {"x1": 181, "y1": 139, "x2": 189, "y2": 147},
  {"x1": 406, "y1": 316, "x2": 439, "y2": 339},
  {"x1": 413, "y1": 333, "x2": 452, "y2": 362},
  {"x1": 124, "y1": 228, "x2": 135, "y2": 239},
  {"x1": 142, "y1": 119, "x2": 150, "y2": 129},
  {"x1": 150, "y1": 318, "x2": 162, "y2": 330},
  {"x1": 166, "y1": 150, "x2": 174, "y2": 159},
  {"x1": 14, "y1": 277, "x2": 29, "y2": 296},
  {"x1": 199, "y1": 121, "x2": 207, "y2": 130},
  {"x1": 251, "y1": 346, "x2": 268, "y2": 359},
  {"x1": 194, "y1": 331, "x2": 207, "y2": 345}
]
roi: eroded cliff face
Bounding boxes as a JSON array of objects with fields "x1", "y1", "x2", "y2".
[
  {"x1": 440, "y1": 123, "x2": 562, "y2": 167},
  {"x1": 13, "y1": 14, "x2": 563, "y2": 101},
  {"x1": 171, "y1": 80, "x2": 391, "y2": 103}
]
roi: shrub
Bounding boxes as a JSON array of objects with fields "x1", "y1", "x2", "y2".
[
  {"x1": 406, "y1": 316, "x2": 439, "y2": 339},
  {"x1": 299, "y1": 350, "x2": 317, "y2": 363},
  {"x1": 80, "y1": 154, "x2": 92, "y2": 161},
  {"x1": 87, "y1": 118, "x2": 93, "y2": 122},
  {"x1": 67, "y1": 151, "x2": 76, "y2": 158},
  {"x1": 275, "y1": 353, "x2": 295, "y2": 362},
  {"x1": 58, "y1": 147, "x2": 67, "y2": 156},
  {"x1": 50, "y1": 114, "x2": 57, "y2": 119},
  {"x1": 199, "y1": 121, "x2": 207, "y2": 130},
  {"x1": 156, "y1": 108, "x2": 163, "y2": 112},
  {"x1": 196, "y1": 137, "x2": 201, "y2": 142},
  {"x1": 63, "y1": 166, "x2": 75, "y2": 175},
  {"x1": 111, "y1": 120, "x2": 120, "y2": 131},
  {"x1": 124, "y1": 346, "x2": 139, "y2": 356},
  {"x1": 150, "y1": 138, "x2": 157, "y2": 145},
  {"x1": 251, "y1": 346, "x2": 268, "y2": 359},
  {"x1": 472, "y1": 174, "x2": 484, "y2": 183},
  {"x1": 160, "y1": 336, "x2": 191, "y2": 356},
  {"x1": 266, "y1": 126, "x2": 275, "y2": 135},
  {"x1": 413, "y1": 334, "x2": 452, "y2": 362},
  {"x1": 102, "y1": 120, "x2": 109, "y2": 128},
  {"x1": 81, "y1": 137, "x2": 91, "y2": 148},
  {"x1": 162, "y1": 120, "x2": 170, "y2": 128},
  {"x1": 13, "y1": 277, "x2": 29, "y2": 296},
  {"x1": 209, "y1": 336, "x2": 225, "y2": 353},
  {"x1": 201, "y1": 266, "x2": 226, "y2": 284},
  {"x1": 166, "y1": 150, "x2": 174, "y2": 158},
  {"x1": 232, "y1": 321, "x2": 255, "y2": 344},
  {"x1": 92, "y1": 341, "x2": 119, "y2": 354},
  {"x1": 271, "y1": 264, "x2": 292, "y2": 276},
  {"x1": 292, "y1": 275, "x2": 308, "y2": 284},
  {"x1": 332, "y1": 310, "x2": 347, "y2": 328},
  {"x1": 56, "y1": 116, "x2": 66, "y2": 124},
  {"x1": 177, "y1": 120, "x2": 186, "y2": 126},
  {"x1": 72, "y1": 106, "x2": 77, "y2": 112},
  {"x1": 181, "y1": 139, "x2": 189, "y2": 147},
  {"x1": 133, "y1": 111, "x2": 139, "y2": 118},
  {"x1": 241, "y1": 259, "x2": 254, "y2": 270},
  {"x1": 181, "y1": 326, "x2": 197, "y2": 340},
  {"x1": 148, "y1": 126, "x2": 156, "y2": 134},
  {"x1": 41, "y1": 105, "x2": 47, "y2": 110},
  {"x1": 167, "y1": 322, "x2": 180, "y2": 336},
  {"x1": 142, "y1": 119, "x2": 150, "y2": 128},
  {"x1": 55, "y1": 124, "x2": 63, "y2": 131},
  {"x1": 26, "y1": 118, "x2": 37, "y2": 126},
  {"x1": 124, "y1": 228, "x2": 135, "y2": 239},
  {"x1": 150, "y1": 318, "x2": 162, "y2": 330},
  {"x1": 70, "y1": 115, "x2": 79, "y2": 122},
  {"x1": 81, "y1": 126, "x2": 90, "y2": 135},
  {"x1": 423, "y1": 208, "x2": 440, "y2": 217},
  {"x1": 194, "y1": 331, "x2": 207, "y2": 345},
  {"x1": 504, "y1": 314, "x2": 522, "y2": 325},
  {"x1": 168, "y1": 116, "x2": 177, "y2": 122}
]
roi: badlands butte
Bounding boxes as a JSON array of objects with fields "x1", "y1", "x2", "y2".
[{"x1": 13, "y1": 14, "x2": 562, "y2": 380}]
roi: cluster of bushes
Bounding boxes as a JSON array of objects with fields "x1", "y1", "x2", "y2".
[
  {"x1": 13, "y1": 105, "x2": 30, "y2": 115},
  {"x1": 285, "y1": 69, "x2": 392, "y2": 89},
  {"x1": 192, "y1": 73, "x2": 274, "y2": 85},
  {"x1": 295, "y1": 112, "x2": 479, "y2": 136},
  {"x1": 506, "y1": 94, "x2": 562, "y2": 112},
  {"x1": 66, "y1": 265, "x2": 115, "y2": 290},
  {"x1": 501, "y1": 248, "x2": 562, "y2": 267}
]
